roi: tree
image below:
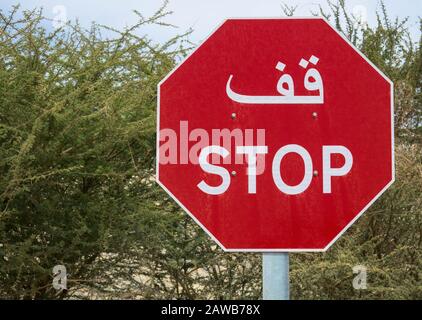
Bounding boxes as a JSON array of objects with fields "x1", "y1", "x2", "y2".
[
  {"x1": 0, "y1": 1, "x2": 420, "y2": 299},
  {"x1": 289, "y1": 0, "x2": 421, "y2": 299},
  {"x1": 0, "y1": 3, "x2": 190, "y2": 298}
]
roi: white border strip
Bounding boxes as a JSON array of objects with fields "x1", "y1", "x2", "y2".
[{"x1": 156, "y1": 17, "x2": 395, "y2": 252}]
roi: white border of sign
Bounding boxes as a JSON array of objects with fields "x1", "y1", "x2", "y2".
[{"x1": 156, "y1": 17, "x2": 395, "y2": 252}]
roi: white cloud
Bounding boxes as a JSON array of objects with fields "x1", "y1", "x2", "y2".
[{"x1": 1, "y1": 0, "x2": 420, "y2": 44}]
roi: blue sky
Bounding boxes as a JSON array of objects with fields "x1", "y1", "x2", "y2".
[{"x1": 0, "y1": 1, "x2": 420, "y2": 45}]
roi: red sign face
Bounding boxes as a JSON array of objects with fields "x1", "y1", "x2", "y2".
[{"x1": 157, "y1": 18, "x2": 394, "y2": 251}]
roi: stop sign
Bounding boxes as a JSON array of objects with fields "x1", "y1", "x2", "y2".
[{"x1": 156, "y1": 18, "x2": 394, "y2": 251}]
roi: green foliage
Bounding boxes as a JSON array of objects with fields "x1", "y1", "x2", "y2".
[
  {"x1": 314, "y1": 0, "x2": 421, "y2": 141},
  {"x1": 288, "y1": 0, "x2": 422, "y2": 300},
  {"x1": 0, "y1": 3, "x2": 189, "y2": 298},
  {"x1": 0, "y1": 1, "x2": 420, "y2": 299},
  {"x1": 291, "y1": 144, "x2": 422, "y2": 299}
]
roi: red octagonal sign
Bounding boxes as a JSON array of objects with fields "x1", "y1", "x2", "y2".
[{"x1": 157, "y1": 18, "x2": 394, "y2": 251}]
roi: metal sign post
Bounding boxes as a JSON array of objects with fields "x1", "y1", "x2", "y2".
[{"x1": 263, "y1": 253, "x2": 289, "y2": 300}]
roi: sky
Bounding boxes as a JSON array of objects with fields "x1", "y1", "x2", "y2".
[{"x1": 0, "y1": 0, "x2": 420, "y2": 45}]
